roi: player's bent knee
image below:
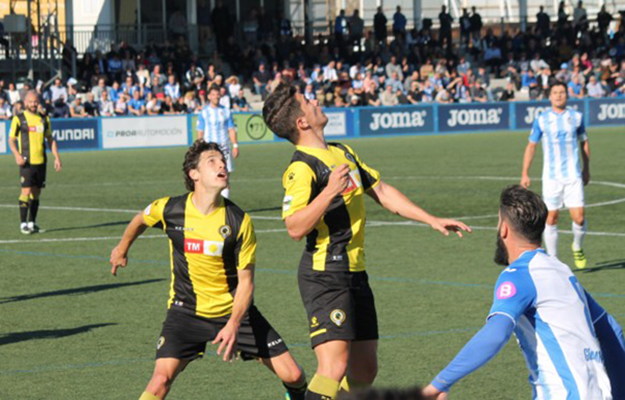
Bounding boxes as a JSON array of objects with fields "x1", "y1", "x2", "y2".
[
  {"x1": 146, "y1": 373, "x2": 173, "y2": 396},
  {"x1": 318, "y1": 359, "x2": 348, "y2": 380},
  {"x1": 350, "y1": 362, "x2": 378, "y2": 384}
]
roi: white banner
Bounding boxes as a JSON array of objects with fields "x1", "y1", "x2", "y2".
[
  {"x1": 0, "y1": 121, "x2": 6, "y2": 154},
  {"x1": 324, "y1": 112, "x2": 347, "y2": 137},
  {"x1": 102, "y1": 116, "x2": 188, "y2": 149}
]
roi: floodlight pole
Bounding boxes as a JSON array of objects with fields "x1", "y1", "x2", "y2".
[
  {"x1": 413, "y1": 0, "x2": 422, "y2": 30},
  {"x1": 27, "y1": 0, "x2": 33, "y2": 80}
]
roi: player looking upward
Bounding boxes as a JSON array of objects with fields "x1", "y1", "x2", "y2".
[
  {"x1": 262, "y1": 83, "x2": 471, "y2": 400},
  {"x1": 109, "y1": 141, "x2": 306, "y2": 400},
  {"x1": 521, "y1": 81, "x2": 590, "y2": 268}
]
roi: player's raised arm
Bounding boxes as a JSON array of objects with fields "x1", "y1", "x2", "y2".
[
  {"x1": 110, "y1": 212, "x2": 149, "y2": 276},
  {"x1": 367, "y1": 181, "x2": 471, "y2": 237}
]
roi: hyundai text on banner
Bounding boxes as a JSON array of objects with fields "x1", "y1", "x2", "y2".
[
  {"x1": 514, "y1": 100, "x2": 585, "y2": 130},
  {"x1": 102, "y1": 116, "x2": 188, "y2": 149},
  {"x1": 359, "y1": 105, "x2": 434, "y2": 136},
  {"x1": 0, "y1": 121, "x2": 6, "y2": 154},
  {"x1": 588, "y1": 98, "x2": 625, "y2": 126},
  {"x1": 438, "y1": 103, "x2": 509, "y2": 133},
  {"x1": 51, "y1": 118, "x2": 99, "y2": 150}
]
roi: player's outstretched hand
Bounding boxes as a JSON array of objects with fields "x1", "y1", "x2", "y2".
[
  {"x1": 422, "y1": 384, "x2": 448, "y2": 400},
  {"x1": 520, "y1": 174, "x2": 531, "y2": 188},
  {"x1": 430, "y1": 218, "x2": 472, "y2": 237},
  {"x1": 213, "y1": 322, "x2": 238, "y2": 362},
  {"x1": 110, "y1": 245, "x2": 128, "y2": 276},
  {"x1": 327, "y1": 164, "x2": 351, "y2": 196}
]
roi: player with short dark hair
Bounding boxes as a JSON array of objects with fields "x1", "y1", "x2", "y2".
[
  {"x1": 521, "y1": 81, "x2": 590, "y2": 268},
  {"x1": 8, "y1": 90, "x2": 62, "y2": 234},
  {"x1": 197, "y1": 84, "x2": 238, "y2": 198},
  {"x1": 110, "y1": 140, "x2": 307, "y2": 400},
  {"x1": 422, "y1": 185, "x2": 624, "y2": 400},
  {"x1": 263, "y1": 83, "x2": 471, "y2": 400}
]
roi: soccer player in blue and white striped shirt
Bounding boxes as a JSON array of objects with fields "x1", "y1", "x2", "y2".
[
  {"x1": 197, "y1": 85, "x2": 238, "y2": 198},
  {"x1": 520, "y1": 82, "x2": 590, "y2": 268},
  {"x1": 423, "y1": 186, "x2": 624, "y2": 400}
]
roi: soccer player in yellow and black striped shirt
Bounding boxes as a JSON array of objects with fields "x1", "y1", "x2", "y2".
[
  {"x1": 109, "y1": 141, "x2": 306, "y2": 400},
  {"x1": 262, "y1": 83, "x2": 471, "y2": 400},
  {"x1": 8, "y1": 91, "x2": 62, "y2": 234}
]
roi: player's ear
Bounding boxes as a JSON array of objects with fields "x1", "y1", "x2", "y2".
[
  {"x1": 296, "y1": 115, "x2": 310, "y2": 131},
  {"x1": 189, "y1": 168, "x2": 200, "y2": 183},
  {"x1": 500, "y1": 220, "x2": 510, "y2": 239}
]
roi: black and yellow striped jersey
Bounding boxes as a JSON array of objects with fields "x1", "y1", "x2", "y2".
[
  {"x1": 143, "y1": 193, "x2": 256, "y2": 319},
  {"x1": 282, "y1": 143, "x2": 380, "y2": 273},
  {"x1": 9, "y1": 111, "x2": 52, "y2": 165}
]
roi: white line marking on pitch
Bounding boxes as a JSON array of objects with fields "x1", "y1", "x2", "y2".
[{"x1": 2, "y1": 222, "x2": 625, "y2": 245}]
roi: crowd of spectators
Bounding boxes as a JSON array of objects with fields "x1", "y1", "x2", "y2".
[{"x1": 1, "y1": 1, "x2": 624, "y2": 120}]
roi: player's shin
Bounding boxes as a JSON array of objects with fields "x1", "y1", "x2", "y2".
[
  {"x1": 139, "y1": 391, "x2": 161, "y2": 400},
  {"x1": 572, "y1": 220, "x2": 587, "y2": 251},
  {"x1": 18, "y1": 194, "x2": 29, "y2": 224},
  {"x1": 305, "y1": 374, "x2": 340, "y2": 400},
  {"x1": 284, "y1": 379, "x2": 308, "y2": 400},
  {"x1": 338, "y1": 375, "x2": 370, "y2": 394},
  {"x1": 543, "y1": 224, "x2": 558, "y2": 257},
  {"x1": 29, "y1": 193, "x2": 40, "y2": 223}
]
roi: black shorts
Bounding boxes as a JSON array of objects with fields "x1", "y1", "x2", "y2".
[
  {"x1": 19, "y1": 163, "x2": 46, "y2": 188},
  {"x1": 155, "y1": 305, "x2": 289, "y2": 361},
  {"x1": 298, "y1": 269, "x2": 378, "y2": 348}
]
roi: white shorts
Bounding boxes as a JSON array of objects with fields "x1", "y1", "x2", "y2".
[{"x1": 542, "y1": 178, "x2": 584, "y2": 211}]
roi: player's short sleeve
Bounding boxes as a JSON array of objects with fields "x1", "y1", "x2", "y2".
[
  {"x1": 235, "y1": 213, "x2": 257, "y2": 269},
  {"x1": 196, "y1": 110, "x2": 205, "y2": 131},
  {"x1": 576, "y1": 113, "x2": 587, "y2": 142},
  {"x1": 9, "y1": 115, "x2": 20, "y2": 138},
  {"x1": 342, "y1": 144, "x2": 381, "y2": 191},
  {"x1": 44, "y1": 116, "x2": 52, "y2": 139},
  {"x1": 226, "y1": 109, "x2": 235, "y2": 129},
  {"x1": 529, "y1": 117, "x2": 543, "y2": 143},
  {"x1": 142, "y1": 197, "x2": 169, "y2": 229},
  {"x1": 487, "y1": 268, "x2": 537, "y2": 325},
  {"x1": 282, "y1": 161, "x2": 315, "y2": 219}
]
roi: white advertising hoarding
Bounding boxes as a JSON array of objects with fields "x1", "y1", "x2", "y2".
[
  {"x1": 324, "y1": 111, "x2": 347, "y2": 137},
  {"x1": 0, "y1": 121, "x2": 6, "y2": 154},
  {"x1": 102, "y1": 116, "x2": 188, "y2": 149}
]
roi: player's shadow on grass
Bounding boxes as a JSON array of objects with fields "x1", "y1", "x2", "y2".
[
  {"x1": 0, "y1": 279, "x2": 165, "y2": 304},
  {"x1": 246, "y1": 206, "x2": 282, "y2": 213},
  {"x1": 0, "y1": 324, "x2": 116, "y2": 346},
  {"x1": 43, "y1": 220, "x2": 130, "y2": 233},
  {"x1": 576, "y1": 259, "x2": 625, "y2": 274}
]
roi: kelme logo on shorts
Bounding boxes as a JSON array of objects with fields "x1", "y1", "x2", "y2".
[
  {"x1": 156, "y1": 336, "x2": 165, "y2": 350},
  {"x1": 330, "y1": 309, "x2": 346, "y2": 327}
]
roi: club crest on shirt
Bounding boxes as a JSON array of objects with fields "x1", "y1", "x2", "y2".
[
  {"x1": 219, "y1": 225, "x2": 231, "y2": 239},
  {"x1": 330, "y1": 309, "x2": 346, "y2": 327}
]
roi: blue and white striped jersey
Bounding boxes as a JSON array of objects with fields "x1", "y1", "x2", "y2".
[
  {"x1": 197, "y1": 104, "x2": 235, "y2": 147},
  {"x1": 489, "y1": 249, "x2": 611, "y2": 399},
  {"x1": 529, "y1": 107, "x2": 587, "y2": 183}
]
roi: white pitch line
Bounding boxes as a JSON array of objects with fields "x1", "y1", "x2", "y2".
[
  {"x1": 3, "y1": 222, "x2": 625, "y2": 245},
  {"x1": 0, "y1": 204, "x2": 140, "y2": 214}
]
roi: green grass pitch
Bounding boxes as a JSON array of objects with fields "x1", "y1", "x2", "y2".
[{"x1": 0, "y1": 127, "x2": 623, "y2": 399}]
